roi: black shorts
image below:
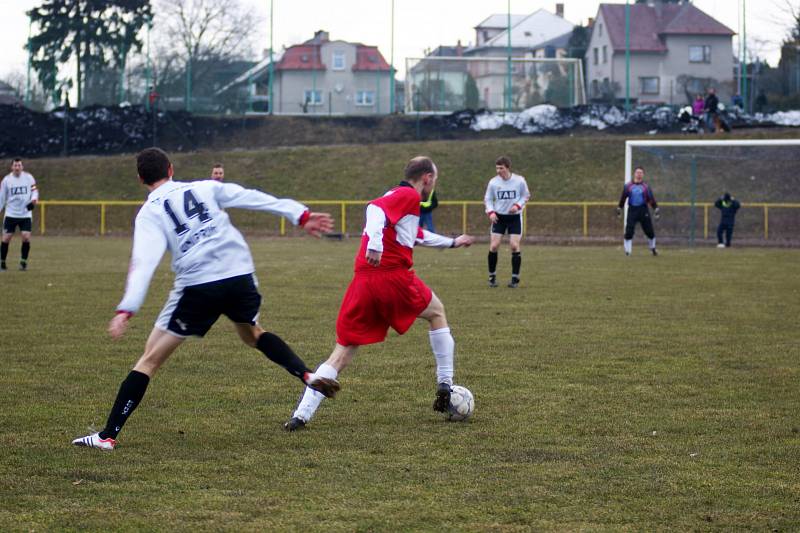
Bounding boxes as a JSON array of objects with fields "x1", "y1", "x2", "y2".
[
  {"x1": 155, "y1": 274, "x2": 262, "y2": 337},
  {"x1": 624, "y1": 206, "x2": 655, "y2": 240},
  {"x1": 3, "y1": 217, "x2": 32, "y2": 234},
  {"x1": 491, "y1": 213, "x2": 522, "y2": 235}
]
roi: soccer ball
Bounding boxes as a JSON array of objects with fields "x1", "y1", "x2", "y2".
[{"x1": 446, "y1": 385, "x2": 474, "y2": 421}]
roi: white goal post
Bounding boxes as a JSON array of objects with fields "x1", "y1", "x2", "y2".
[{"x1": 624, "y1": 139, "x2": 800, "y2": 244}]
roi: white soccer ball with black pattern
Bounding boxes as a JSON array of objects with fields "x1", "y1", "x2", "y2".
[{"x1": 446, "y1": 385, "x2": 474, "y2": 421}]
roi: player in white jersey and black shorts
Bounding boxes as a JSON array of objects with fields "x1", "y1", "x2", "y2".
[
  {"x1": 71, "y1": 147, "x2": 340, "y2": 451},
  {"x1": 484, "y1": 156, "x2": 530, "y2": 288},
  {"x1": 0, "y1": 159, "x2": 39, "y2": 271}
]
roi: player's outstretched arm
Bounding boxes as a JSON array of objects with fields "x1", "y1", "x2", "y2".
[
  {"x1": 108, "y1": 312, "x2": 131, "y2": 340},
  {"x1": 302, "y1": 212, "x2": 334, "y2": 237},
  {"x1": 452, "y1": 234, "x2": 474, "y2": 248}
]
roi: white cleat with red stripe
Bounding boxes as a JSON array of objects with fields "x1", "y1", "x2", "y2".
[{"x1": 72, "y1": 432, "x2": 116, "y2": 451}]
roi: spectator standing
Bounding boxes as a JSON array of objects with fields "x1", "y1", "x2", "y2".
[
  {"x1": 715, "y1": 192, "x2": 741, "y2": 248},
  {"x1": 419, "y1": 190, "x2": 438, "y2": 232}
]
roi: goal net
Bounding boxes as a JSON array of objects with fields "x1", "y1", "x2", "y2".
[
  {"x1": 625, "y1": 140, "x2": 800, "y2": 245},
  {"x1": 405, "y1": 56, "x2": 586, "y2": 114}
]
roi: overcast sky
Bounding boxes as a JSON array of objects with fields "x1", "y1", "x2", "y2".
[{"x1": 0, "y1": 0, "x2": 793, "y2": 83}]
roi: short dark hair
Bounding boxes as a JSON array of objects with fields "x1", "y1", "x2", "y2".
[
  {"x1": 495, "y1": 156, "x2": 511, "y2": 169},
  {"x1": 213, "y1": 163, "x2": 223, "y2": 169},
  {"x1": 634, "y1": 166, "x2": 645, "y2": 172},
  {"x1": 404, "y1": 156, "x2": 435, "y2": 181},
  {"x1": 137, "y1": 147, "x2": 171, "y2": 185},
  {"x1": 12, "y1": 158, "x2": 22, "y2": 164}
]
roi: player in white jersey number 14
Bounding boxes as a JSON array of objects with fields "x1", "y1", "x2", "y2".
[{"x1": 72, "y1": 147, "x2": 340, "y2": 451}]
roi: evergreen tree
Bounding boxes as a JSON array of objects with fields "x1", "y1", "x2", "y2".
[{"x1": 28, "y1": 0, "x2": 151, "y2": 107}]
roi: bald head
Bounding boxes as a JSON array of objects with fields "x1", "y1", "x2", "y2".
[{"x1": 404, "y1": 156, "x2": 436, "y2": 182}]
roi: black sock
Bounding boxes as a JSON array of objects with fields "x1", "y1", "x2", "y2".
[
  {"x1": 99, "y1": 370, "x2": 150, "y2": 440},
  {"x1": 256, "y1": 332, "x2": 311, "y2": 383},
  {"x1": 21, "y1": 242, "x2": 30, "y2": 261},
  {"x1": 488, "y1": 251, "x2": 498, "y2": 277},
  {"x1": 1, "y1": 242, "x2": 8, "y2": 262},
  {"x1": 511, "y1": 252, "x2": 521, "y2": 279}
]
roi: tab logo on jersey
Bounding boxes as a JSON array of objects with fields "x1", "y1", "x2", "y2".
[
  {"x1": 497, "y1": 190, "x2": 517, "y2": 200},
  {"x1": 10, "y1": 186, "x2": 28, "y2": 195}
]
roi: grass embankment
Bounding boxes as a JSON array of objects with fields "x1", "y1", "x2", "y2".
[{"x1": 17, "y1": 130, "x2": 800, "y2": 241}]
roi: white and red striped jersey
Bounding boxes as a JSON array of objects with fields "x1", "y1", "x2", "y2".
[
  {"x1": 117, "y1": 179, "x2": 308, "y2": 314},
  {"x1": 355, "y1": 182, "x2": 455, "y2": 273},
  {"x1": 0, "y1": 172, "x2": 39, "y2": 219}
]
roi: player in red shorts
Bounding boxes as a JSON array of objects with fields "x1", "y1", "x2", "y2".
[{"x1": 284, "y1": 156, "x2": 474, "y2": 430}]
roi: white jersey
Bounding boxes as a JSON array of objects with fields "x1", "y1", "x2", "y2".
[
  {"x1": 117, "y1": 179, "x2": 307, "y2": 314},
  {"x1": 0, "y1": 172, "x2": 39, "y2": 219},
  {"x1": 484, "y1": 173, "x2": 530, "y2": 215}
]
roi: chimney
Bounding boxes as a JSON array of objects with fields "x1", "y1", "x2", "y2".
[
  {"x1": 456, "y1": 39, "x2": 463, "y2": 56},
  {"x1": 313, "y1": 30, "x2": 329, "y2": 43},
  {"x1": 555, "y1": 3, "x2": 564, "y2": 18}
]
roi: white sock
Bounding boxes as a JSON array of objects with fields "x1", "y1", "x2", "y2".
[
  {"x1": 429, "y1": 327, "x2": 454, "y2": 386},
  {"x1": 648, "y1": 237, "x2": 656, "y2": 249},
  {"x1": 292, "y1": 362, "x2": 338, "y2": 422},
  {"x1": 624, "y1": 239, "x2": 632, "y2": 254}
]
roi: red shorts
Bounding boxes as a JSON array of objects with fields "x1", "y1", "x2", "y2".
[{"x1": 336, "y1": 269, "x2": 433, "y2": 346}]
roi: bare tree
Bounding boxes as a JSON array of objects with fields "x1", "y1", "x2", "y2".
[{"x1": 152, "y1": 0, "x2": 262, "y2": 108}]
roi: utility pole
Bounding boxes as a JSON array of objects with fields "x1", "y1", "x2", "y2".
[
  {"x1": 506, "y1": 0, "x2": 512, "y2": 113},
  {"x1": 145, "y1": 20, "x2": 152, "y2": 111},
  {"x1": 186, "y1": 56, "x2": 192, "y2": 112},
  {"x1": 741, "y1": 0, "x2": 748, "y2": 113},
  {"x1": 268, "y1": 0, "x2": 274, "y2": 115},
  {"x1": 118, "y1": 39, "x2": 127, "y2": 105},
  {"x1": 25, "y1": 17, "x2": 32, "y2": 107},
  {"x1": 625, "y1": 0, "x2": 631, "y2": 112},
  {"x1": 389, "y1": 0, "x2": 395, "y2": 114}
]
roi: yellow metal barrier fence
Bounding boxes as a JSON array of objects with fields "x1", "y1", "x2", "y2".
[{"x1": 35, "y1": 200, "x2": 800, "y2": 240}]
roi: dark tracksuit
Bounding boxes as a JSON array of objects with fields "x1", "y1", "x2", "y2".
[
  {"x1": 619, "y1": 181, "x2": 658, "y2": 240},
  {"x1": 715, "y1": 197, "x2": 740, "y2": 246}
]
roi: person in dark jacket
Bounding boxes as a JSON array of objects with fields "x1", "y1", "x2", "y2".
[
  {"x1": 704, "y1": 87, "x2": 720, "y2": 133},
  {"x1": 715, "y1": 192, "x2": 741, "y2": 248},
  {"x1": 419, "y1": 190, "x2": 438, "y2": 232}
]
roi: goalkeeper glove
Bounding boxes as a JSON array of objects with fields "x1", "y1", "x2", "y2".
[
  {"x1": 654, "y1": 207, "x2": 661, "y2": 220},
  {"x1": 26, "y1": 202, "x2": 35, "y2": 211},
  {"x1": 615, "y1": 207, "x2": 622, "y2": 217}
]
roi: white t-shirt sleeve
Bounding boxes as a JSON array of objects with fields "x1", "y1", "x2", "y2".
[
  {"x1": 516, "y1": 176, "x2": 531, "y2": 209},
  {"x1": 416, "y1": 229, "x2": 455, "y2": 248},
  {"x1": 214, "y1": 182, "x2": 307, "y2": 225},
  {"x1": 0, "y1": 178, "x2": 6, "y2": 213},
  {"x1": 484, "y1": 180, "x2": 495, "y2": 213},
  {"x1": 364, "y1": 203, "x2": 386, "y2": 253},
  {"x1": 116, "y1": 209, "x2": 168, "y2": 314},
  {"x1": 30, "y1": 176, "x2": 39, "y2": 203}
]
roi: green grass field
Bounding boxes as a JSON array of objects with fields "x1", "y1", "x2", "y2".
[{"x1": 1, "y1": 237, "x2": 799, "y2": 530}]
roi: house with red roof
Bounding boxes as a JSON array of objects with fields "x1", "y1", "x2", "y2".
[
  {"x1": 585, "y1": 2, "x2": 735, "y2": 105},
  {"x1": 218, "y1": 31, "x2": 393, "y2": 114}
]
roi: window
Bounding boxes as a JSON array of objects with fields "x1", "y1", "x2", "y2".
[
  {"x1": 593, "y1": 47, "x2": 598, "y2": 65},
  {"x1": 599, "y1": 23, "x2": 603, "y2": 37},
  {"x1": 640, "y1": 77, "x2": 659, "y2": 95},
  {"x1": 592, "y1": 79, "x2": 599, "y2": 97},
  {"x1": 689, "y1": 45, "x2": 711, "y2": 63},
  {"x1": 332, "y1": 51, "x2": 346, "y2": 70},
  {"x1": 602, "y1": 45, "x2": 607, "y2": 64},
  {"x1": 355, "y1": 90, "x2": 375, "y2": 106},
  {"x1": 303, "y1": 89, "x2": 322, "y2": 106}
]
